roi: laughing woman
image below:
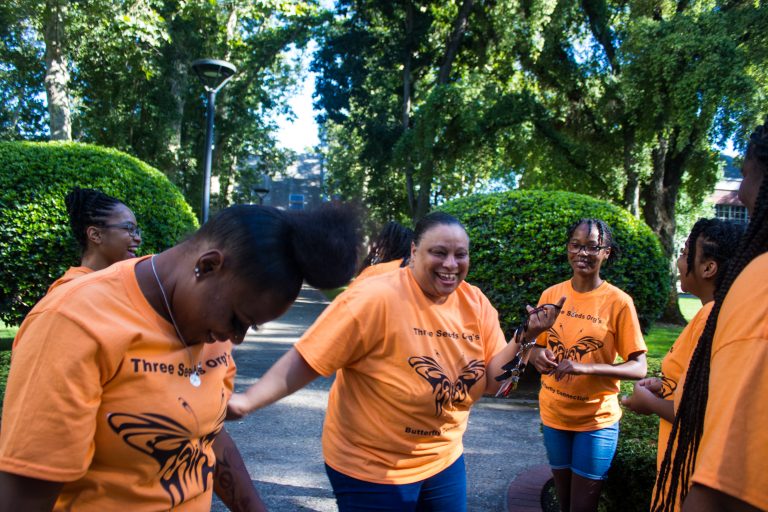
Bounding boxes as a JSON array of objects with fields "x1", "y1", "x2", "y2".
[
  {"x1": 227, "y1": 211, "x2": 564, "y2": 512},
  {"x1": 529, "y1": 218, "x2": 647, "y2": 512},
  {"x1": 47, "y1": 187, "x2": 142, "y2": 293}
]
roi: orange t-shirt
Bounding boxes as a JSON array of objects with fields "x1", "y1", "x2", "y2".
[
  {"x1": 348, "y1": 259, "x2": 405, "y2": 289},
  {"x1": 690, "y1": 253, "x2": 768, "y2": 510},
  {"x1": 536, "y1": 280, "x2": 646, "y2": 431},
  {"x1": 295, "y1": 266, "x2": 507, "y2": 484},
  {"x1": 0, "y1": 256, "x2": 236, "y2": 511},
  {"x1": 656, "y1": 301, "x2": 712, "y2": 469},
  {"x1": 46, "y1": 265, "x2": 93, "y2": 293}
]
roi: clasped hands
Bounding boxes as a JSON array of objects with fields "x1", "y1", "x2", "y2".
[{"x1": 620, "y1": 377, "x2": 663, "y2": 415}]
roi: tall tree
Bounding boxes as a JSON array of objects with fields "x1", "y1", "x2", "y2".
[{"x1": 42, "y1": 0, "x2": 71, "y2": 140}]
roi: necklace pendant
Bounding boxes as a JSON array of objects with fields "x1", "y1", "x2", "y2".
[{"x1": 190, "y1": 372, "x2": 202, "y2": 387}]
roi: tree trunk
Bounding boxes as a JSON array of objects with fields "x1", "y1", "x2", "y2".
[
  {"x1": 408, "y1": 0, "x2": 474, "y2": 222},
  {"x1": 641, "y1": 133, "x2": 685, "y2": 325},
  {"x1": 43, "y1": 0, "x2": 71, "y2": 141},
  {"x1": 167, "y1": 58, "x2": 187, "y2": 167},
  {"x1": 402, "y1": 0, "x2": 416, "y2": 217},
  {"x1": 622, "y1": 127, "x2": 639, "y2": 217}
]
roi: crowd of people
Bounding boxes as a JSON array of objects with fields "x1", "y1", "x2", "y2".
[{"x1": 0, "y1": 119, "x2": 765, "y2": 512}]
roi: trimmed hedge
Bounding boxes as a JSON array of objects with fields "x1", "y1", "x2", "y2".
[
  {"x1": 441, "y1": 190, "x2": 668, "y2": 332},
  {"x1": 0, "y1": 142, "x2": 198, "y2": 326}
]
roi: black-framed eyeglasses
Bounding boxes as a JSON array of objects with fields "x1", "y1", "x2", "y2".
[
  {"x1": 566, "y1": 242, "x2": 608, "y2": 255},
  {"x1": 102, "y1": 223, "x2": 142, "y2": 238}
]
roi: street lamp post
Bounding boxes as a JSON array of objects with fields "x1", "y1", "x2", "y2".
[
  {"x1": 191, "y1": 58, "x2": 237, "y2": 223},
  {"x1": 253, "y1": 187, "x2": 270, "y2": 206}
]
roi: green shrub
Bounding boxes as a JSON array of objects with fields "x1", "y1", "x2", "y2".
[
  {"x1": 441, "y1": 190, "x2": 668, "y2": 333},
  {"x1": 0, "y1": 141, "x2": 198, "y2": 326}
]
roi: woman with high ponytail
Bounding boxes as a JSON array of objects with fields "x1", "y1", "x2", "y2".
[
  {"x1": 652, "y1": 120, "x2": 768, "y2": 512},
  {"x1": 0, "y1": 203, "x2": 361, "y2": 511}
]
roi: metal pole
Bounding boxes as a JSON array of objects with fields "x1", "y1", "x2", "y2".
[{"x1": 201, "y1": 89, "x2": 216, "y2": 223}]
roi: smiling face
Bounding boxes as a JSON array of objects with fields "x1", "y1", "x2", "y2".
[
  {"x1": 567, "y1": 223, "x2": 610, "y2": 279},
  {"x1": 95, "y1": 203, "x2": 142, "y2": 263},
  {"x1": 409, "y1": 223, "x2": 469, "y2": 303}
]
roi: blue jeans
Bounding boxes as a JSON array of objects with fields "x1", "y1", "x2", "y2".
[
  {"x1": 324, "y1": 455, "x2": 467, "y2": 512},
  {"x1": 542, "y1": 422, "x2": 619, "y2": 480}
]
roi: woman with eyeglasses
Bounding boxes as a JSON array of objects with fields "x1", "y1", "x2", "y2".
[
  {"x1": 529, "y1": 218, "x2": 647, "y2": 512},
  {"x1": 47, "y1": 187, "x2": 142, "y2": 293},
  {"x1": 0, "y1": 203, "x2": 360, "y2": 511}
]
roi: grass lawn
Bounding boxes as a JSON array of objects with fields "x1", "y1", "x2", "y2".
[{"x1": 679, "y1": 295, "x2": 703, "y2": 322}]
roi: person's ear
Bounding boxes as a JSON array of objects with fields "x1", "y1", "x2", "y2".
[
  {"x1": 410, "y1": 241, "x2": 417, "y2": 261},
  {"x1": 701, "y1": 259, "x2": 718, "y2": 280},
  {"x1": 194, "y1": 250, "x2": 224, "y2": 279},
  {"x1": 86, "y1": 226, "x2": 103, "y2": 245}
]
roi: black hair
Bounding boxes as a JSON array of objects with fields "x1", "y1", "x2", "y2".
[
  {"x1": 413, "y1": 212, "x2": 466, "y2": 246},
  {"x1": 566, "y1": 218, "x2": 621, "y2": 264},
  {"x1": 653, "y1": 120, "x2": 768, "y2": 511},
  {"x1": 684, "y1": 218, "x2": 746, "y2": 292},
  {"x1": 359, "y1": 221, "x2": 414, "y2": 271},
  {"x1": 65, "y1": 187, "x2": 126, "y2": 252},
  {"x1": 195, "y1": 202, "x2": 361, "y2": 304}
]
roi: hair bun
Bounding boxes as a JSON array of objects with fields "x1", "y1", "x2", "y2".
[{"x1": 288, "y1": 203, "x2": 362, "y2": 289}]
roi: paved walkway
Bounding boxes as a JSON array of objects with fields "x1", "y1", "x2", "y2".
[{"x1": 214, "y1": 287, "x2": 550, "y2": 512}]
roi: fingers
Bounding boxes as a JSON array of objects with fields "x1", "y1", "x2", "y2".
[{"x1": 554, "y1": 296, "x2": 566, "y2": 309}]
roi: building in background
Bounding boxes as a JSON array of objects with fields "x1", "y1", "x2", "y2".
[
  {"x1": 712, "y1": 155, "x2": 748, "y2": 224},
  {"x1": 249, "y1": 153, "x2": 325, "y2": 210}
]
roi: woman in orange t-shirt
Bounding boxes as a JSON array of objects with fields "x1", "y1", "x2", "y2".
[
  {"x1": 652, "y1": 121, "x2": 768, "y2": 512},
  {"x1": 228, "y1": 212, "x2": 564, "y2": 512},
  {"x1": 0, "y1": 204, "x2": 360, "y2": 511},
  {"x1": 47, "y1": 187, "x2": 142, "y2": 293},
  {"x1": 529, "y1": 218, "x2": 647, "y2": 512},
  {"x1": 622, "y1": 218, "x2": 743, "y2": 474}
]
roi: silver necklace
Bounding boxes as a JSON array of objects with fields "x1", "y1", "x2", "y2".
[{"x1": 150, "y1": 255, "x2": 202, "y2": 387}]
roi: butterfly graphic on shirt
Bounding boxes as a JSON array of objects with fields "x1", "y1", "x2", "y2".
[
  {"x1": 659, "y1": 375, "x2": 676, "y2": 399},
  {"x1": 107, "y1": 393, "x2": 226, "y2": 506},
  {"x1": 408, "y1": 356, "x2": 486, "y2": 416},
  {"x1": 546, "y1": 326, "x2": 604, "y2": 363}
]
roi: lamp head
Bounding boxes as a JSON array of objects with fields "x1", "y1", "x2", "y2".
[{"x1": 191, "y1": 58, "x2": 237, "y2": 92}]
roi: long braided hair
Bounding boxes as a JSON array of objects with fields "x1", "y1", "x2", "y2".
[
  {"x1": 652, "y1": 120, "x2": 768, "y2": 511},
  {"x1": 64, "y1": 187, "x2": 126, "y2": 253},
  {"x1": 359, "y1": 221, "x2": 414, "y2": 271},
  {"x1": 684, "y1": 218, "x2": 745, "y2": 292}
]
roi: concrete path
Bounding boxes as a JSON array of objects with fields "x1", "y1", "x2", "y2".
[{"x1": 214, "y1": 287, "x2": 549, "y2": 512}]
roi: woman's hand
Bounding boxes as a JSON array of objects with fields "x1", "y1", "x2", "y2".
[
  {"x1": 525, "y1": 297, "x2": 566, "y2": 339},
  {"x1": 553, "y1": 358, "x2": 585, "y2": 381},
  {"x1": 226, "y1": 393, "x2": 252, "y2": 420},
  {"x1": 621, "y1": 381, "x2": 661, "y2": 415},
  {"x1": 636, "y1": 377, "x2": 664, "y2": 397},
  {"x1": 529, "y1": 346, "x2": 558, "y2": 374}
]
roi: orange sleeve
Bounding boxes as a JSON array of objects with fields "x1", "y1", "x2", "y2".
[
  {"x1": 0, "y1": 311, "x2": 117, "y2": 481},
  {"x1": 692, "y1": 338, "x2": 768, "y2": 510},
  {"x1": 294, "y1": 292, "x2": 371, "y2": 377},
  {"x1": 614, "y1": 297, "x2": 646, "y2": 360}
]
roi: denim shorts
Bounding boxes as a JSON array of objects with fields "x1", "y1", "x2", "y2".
[
  {"x1": 325, "y1": 455, "x2": 467, "y2": 512},
  {"x1": 541, "y1": 422, "x2": 619, "y2": 480}
]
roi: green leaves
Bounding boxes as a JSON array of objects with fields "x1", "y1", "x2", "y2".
[
  {"x1": 441, "y1": 190, "x2": 668, "y2": 334},
  {"x1": 0, "y1": 141, "x2": 198, "y2": 326}
]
